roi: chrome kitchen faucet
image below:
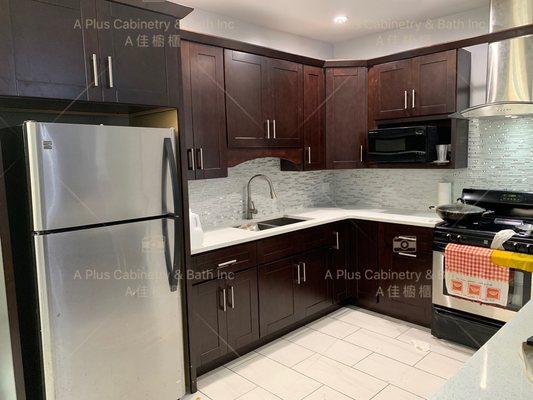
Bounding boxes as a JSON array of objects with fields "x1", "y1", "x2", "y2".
[{"x1": 245, "y1": 174, "x2": 277, "y2": 219}]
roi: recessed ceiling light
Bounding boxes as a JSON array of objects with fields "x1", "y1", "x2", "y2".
[{"x1": 334, "y1": 15, "x2": 348, "y2": 24}]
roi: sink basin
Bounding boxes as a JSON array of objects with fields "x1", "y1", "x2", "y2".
[{"x1": 234, "y1": 217, "x2": 306, "y2": 231}]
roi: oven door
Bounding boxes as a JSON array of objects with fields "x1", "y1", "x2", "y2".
[
  {"x1": 432, "y1": 250, "x2": 532, "y2": 323},
  {"x1": 368, "y1": 127, "x2": 428, "y2": 163}
]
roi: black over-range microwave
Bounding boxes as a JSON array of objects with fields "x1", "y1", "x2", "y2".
[{"x1": 367, "y1": 125, "x2": 439, "y2": 163}]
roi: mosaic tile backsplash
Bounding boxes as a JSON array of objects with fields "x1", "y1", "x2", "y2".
[{"x1": 188, "y1": 118, "x2": 532, "y2": 228}]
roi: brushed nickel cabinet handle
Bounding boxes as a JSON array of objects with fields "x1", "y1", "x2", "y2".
[
  {"x1": 412, "y1": 89, "x2": 416, "y2": 108},
  {"x1": 217, "y1": 259, "x2": 237, "y2": 268},
  {"x1": 272, "y1": 119, "x2": 276, "y2": 139},
  {"x1": 396, "y1": 236, "x2": 416, "y2": 242},
  {"x1": 230, "y1": 286, "x2": 235, "y2": 309},
  {"x1": 266, "y1": 119, "x2": 270, "y2": 139},
  {"x1": 221, "y1": 288, "x2": 227, "y2": 312},
  {"x1": 296, "y1": 263, "x2": 301, "y2": 285},
  {"x1": 92, "y1": 54, "x2": 99, "y2": 87},
  {"x1": 188, "y1": 148, "x2": 196, "y2": 171},
  {"x1": 333, "y1": 232, "x2": 340, "y2": 250},
  {"x1": 107, "y1": 56, "x2": 114, "y2": 88},
  {"x1": 198, "y1": 148, "x2": 204, "y2": 170},
  {"x1": 302, "y1": 262, "x2": 306, "y2": 283},
  {"x1": 398, "y1": 252, "x2": 417, "y2": 258},
  {"x1": 307, "y1": 147, "x2": 312, "y2": 164},
  {"x1": 404, "y1": 90, "x2": 408, "y2": 109},
  {"x1": 360, "y1": 145, "x2": 363, "y2": 163}
]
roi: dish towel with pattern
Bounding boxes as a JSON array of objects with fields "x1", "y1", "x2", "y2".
[{"x1": 444, "y1": 244, "x2": 510, "y2": 306}]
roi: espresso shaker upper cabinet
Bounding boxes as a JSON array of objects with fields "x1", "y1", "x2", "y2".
[
  {"x1": 225, "y1": 50, "x2": 303, "y2": 149},
  {"x1": 268, "y1": 59, "x2": 303, "y2": 147},
  {"x1": 225, "y1": 50, "x2": 270, "y2": 148},
  {"x1": 370, "y1": 59, "x2": 411, "y2": 120},
  {"x1": 325, "y1": 67, "x2": 367, "y2": 169},
  {"x1": 9, "y1": 0, "x2": 101, "y2": 101},
  {"x1": 0, "y1": 0, "x2": 15, "y2": 96},
  {"x1": 181, "y1": 41, "x2": 227, "y2": 180},
  {"x1": 303, "y1": 65, "x2": 325, "y2": 170},
  {"x1": 411, "y1": 50, "x2": 458, "y2": 116},
  {"x1": 370, "y1": 49, "x2": 470, "y2": 120},
  {"x1": 95, "y1": 0, "x2": 180, "y2": 106}
]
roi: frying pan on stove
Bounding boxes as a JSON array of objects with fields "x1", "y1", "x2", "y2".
[{"x1": 431, "y1": 198, "x2": 494, "y2": 224}]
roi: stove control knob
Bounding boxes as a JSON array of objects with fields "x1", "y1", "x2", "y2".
[
  {"x1": 446, "y1": 234, "x2": 452, "y2": 239},
  {"x1": 456, "y1": 235, "x2": 462, "y2": 242},
  {"x1": 527, "y1": 244, "x2": 533, "y2": 255}
]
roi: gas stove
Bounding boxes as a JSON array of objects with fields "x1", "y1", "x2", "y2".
[{"x1": 434, "y1": 189, "x2": 533, "y2": 255}]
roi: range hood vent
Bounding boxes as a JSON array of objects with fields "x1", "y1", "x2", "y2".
[{"x1": 453, "y1": 0, "x2": 533, "y2": 119}]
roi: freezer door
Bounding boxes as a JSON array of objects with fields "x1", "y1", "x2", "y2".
[
  {"x1": 25, "y1": 122, "x2": 177, "y2": 232},
  {"x1": 34, "y1": 219, "x2": 185, "y2": 400}
]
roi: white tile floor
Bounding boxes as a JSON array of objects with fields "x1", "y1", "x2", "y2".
[{"x1": 183, "y1": 307, "x2": 475, "y2": 400}]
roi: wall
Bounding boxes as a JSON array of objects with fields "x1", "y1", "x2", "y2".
[
  {"x1": 188, "y1": 158, "x2": 334, "y2": 228},
  {"x1": 333, "y1": 118, "x2": 533, "y2": 209},
  {"x1": 181, "y1": 8, "x2": 334, "y2": 59}
]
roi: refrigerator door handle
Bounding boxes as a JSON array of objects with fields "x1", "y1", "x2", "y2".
[{"x1": 163, "y1": 137, "x2": 183, "y2": 292}]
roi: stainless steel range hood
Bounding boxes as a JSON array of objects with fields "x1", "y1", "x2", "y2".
[{"x1": 453, "y1": 0, "x2": 533, "y2": 119}]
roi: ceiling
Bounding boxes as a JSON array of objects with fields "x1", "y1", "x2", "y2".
[{"x1": 178, "y1": 0, "x2": 489, "y2": 42}]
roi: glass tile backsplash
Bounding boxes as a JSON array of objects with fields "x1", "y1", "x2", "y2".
[{"x1": 188, "y1": 118, "x2": 532, "y2": 228}]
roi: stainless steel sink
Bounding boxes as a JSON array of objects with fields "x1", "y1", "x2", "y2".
[{"x1": 234, "y1": 217, "x2": 306, "y2": 231}]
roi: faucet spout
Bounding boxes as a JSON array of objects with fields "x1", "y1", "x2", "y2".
[{"x1": 245, "y1": 174, "x2": 277, "y2": 219}]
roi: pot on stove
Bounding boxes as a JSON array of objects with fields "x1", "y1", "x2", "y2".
[{"x1": 430, "y1": 198, "x2": 494, "y2": 224}]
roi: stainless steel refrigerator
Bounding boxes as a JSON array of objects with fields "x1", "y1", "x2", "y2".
[{"x1": 1, "y1": 121, "x2": 186, "y2": 400}]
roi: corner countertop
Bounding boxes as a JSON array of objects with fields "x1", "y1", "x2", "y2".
[
  {"x1": 191, "y1": 206, "x2": 442, "y2": 255},
  {"x1": 431, "y1": 300, "x2": 533, "y2": 400}
]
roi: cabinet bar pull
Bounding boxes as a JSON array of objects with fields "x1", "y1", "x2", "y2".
[
  {"x1": 266, "y1": 119, "x2": 270, "y2": 139},
  {"x1": 398, "y1": 252, "x2": 417, "y2": 258},
  {"x1": 302, "y1": 262, "x2": 306, "y2": 283},
  {"x1": 333, "y1": 232, "x2": 340, "y2": 250},
  {"x1": 412, "y1": 89, "x2": 416, "y2": 108},
  {"x1": 396, "y1": 236, "x2": 416, "y2": 242},
  {"x1": 230, "y1": 286, "x2": 235, "y2": 309},
  {"x1": 360, "y1": 145, "x2": 364, "y2": 163},
  {"x1": 188, "y1": 148, "x2": 196, "y2": 171},
  {"x1": 92, "y1": 54, "x2": 99, "y2": 87},
  {"x1": 404, "y1": 90, "x2": 408, "y2": 109},
  {"x1": 297, "y1": 263, "x2": 301, "y2": 285},
  {"x1": 107, "y1": 56, "x2": 114, "y2": 88},
  {"x1": 272, "y1": 120, "x2": 276, "y2": 139},
  {"x1": 198, "y1": 148, "x2": 204, "y2": 170},
  {"x1": 218, "y1": 259, "x2": 237, "y2": 268},
  {"x1": 307, "y1": 147, "x2": 312, "y2": 164},
  {"x1": 221, "y1": 288, "x2": 227, "y2": 312}
]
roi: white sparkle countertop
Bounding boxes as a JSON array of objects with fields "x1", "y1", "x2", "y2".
[
  {"x1": 191, "y1": 207, "x2": 442, "y2": 255},
  {"x1": 431, "y1": 300, "x2": 533, "y2": 400}
]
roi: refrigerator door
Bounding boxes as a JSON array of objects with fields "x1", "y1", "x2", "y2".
[
  {"x1": 34, "y1": 218, "x2": 185, "y2": 400},
  {"x1": 25, "y1": 122, "x2": 177, "y2": 232}
]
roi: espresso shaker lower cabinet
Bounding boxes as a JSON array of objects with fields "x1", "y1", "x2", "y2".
[
  {"x1": 354, "y1": 220, "x2": 380, "y2": 311},
  {"x1": 191, "y1": 267, "x2": 259, "y2": 369},
  {"x1": 258, "y1": 258, "x2": 298, "y2": 336},
  {"x1": 190, "y1": 279, "x2": 228, "y2": 368},
  {"x1": 330, "y1": 221, "x2": 354, "y2": 302},
  {"x1": 0, "y1": 0, "x2": 15, "y2": 96},
  {"x1": 295, "y1": 247, "x2": 332, "y2": 317}
]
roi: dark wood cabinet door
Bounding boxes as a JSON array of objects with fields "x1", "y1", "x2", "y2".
[
  {"x1": 258, "y1": 258, "x2": 298, "y2": 337},
  {"x1": 372, "y1": 60, "x2": 411, "y2": 120},
  {"x1": 268, "y1": 59, "x2": 303, "y2": 147},
  {"x1": 9, "y1": 0, "x2": 100, "y2": 101},
  {"x1": 180, "y1": 40, "x2": 196, "y2": 181},
  {"x1": 296, "y1": 247, "x2": 332, "y2": 317},
  {"x1": 225, "y1": 50, "x2": 270, "y2": 148},
  {"x1": 96, "y1": 0, "x2": 180, "y2": 106},
  {"x1": 181, "y1": 41, "x2": 227, "y2": 179},
  {"x1": 303, "y1": 65, "x2": 325, "y2": 170},
  {"x1": 226, "y1": 268, "x2": 260, "y2": 350},
  {"x1": 330, "y1": 222, "x2": 353, "y2": 302},
  {"x1": 0, "y1": 0, "x2": 16, "y2": 96},
  {"x1": 411, "y1": 50, "x2": 457, "y2": 116},
  {"x1": 190, "y1": 279, "x2": 228, "y2": 368},
  {"x1": 354, "y1": 220, "x2": 380, "y2": 309},
  {"x1": 378, "y1": 223, "x2": 433, "y2": 326},
  {"x1": 325, "y1": 67, "x2": 367, "y2": 169}
]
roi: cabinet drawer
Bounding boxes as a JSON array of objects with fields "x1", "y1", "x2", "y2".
[
  {"x1": 191, "y1": 242, "x2": 257, "y2": 283},
  {"x1": 301, "y1": 225, "x2": 331, "y2": 252}
]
